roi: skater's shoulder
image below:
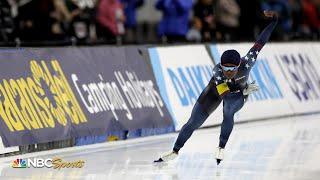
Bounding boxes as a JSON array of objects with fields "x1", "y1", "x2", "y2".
[{"x1": 213, "y1": 63, "x2": 223, "y2": 72}]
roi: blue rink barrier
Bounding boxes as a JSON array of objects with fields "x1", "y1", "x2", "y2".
[
  {"x1": 75, "y1": 131, "x2": 126, "y2": 146},
  {"x1": 75, "y1": 125, "x2": 175, "y2": 145},
  {"x1": 127, "y1": 125, "x2": 175, "y2": 139}
]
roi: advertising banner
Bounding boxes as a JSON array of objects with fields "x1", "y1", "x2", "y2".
[
  {"x1": 272, "y1": 43, "x2": 320, "y2": 114},
  {"x1": 148, "y1": 45, "x2": 222, "y2": 130},
  {"x1": 0, "y1": 47, "x2": 173, "y2": 147}
]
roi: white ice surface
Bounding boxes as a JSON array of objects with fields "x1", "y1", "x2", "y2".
[{"x1": 1, "y1": 114, "x2": 320, "y2": 180}]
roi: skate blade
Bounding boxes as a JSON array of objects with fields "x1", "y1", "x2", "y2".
[{"x1": 153, "y1": 158, "x2": 164, "y2": 163}]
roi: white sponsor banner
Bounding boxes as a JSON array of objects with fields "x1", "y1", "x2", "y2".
[
  {"x1": 272, "y1": 43, "x2": 320, "y2": 114},
  {"x1": 311, "y1": 42, "x2": 320, "y2": 63},
  {"x1": 150, "y1": 43, "x2": 320, "y2": 131},
  {"x1": 211, "y1": 43, "x2": 294, "y2": 122},
  {"x1": 149, "y1": 45, "x2": 223, "y2": 130}
]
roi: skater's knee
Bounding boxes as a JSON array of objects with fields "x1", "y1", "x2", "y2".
[
  {"x1": 223, "y1": 114, "x2": 235, "y2": 124},
  {"x1": 185, "y1": 117, "x2": 206, "y2": 130},
  {"x1": 181, "y1": 123, "x2": 197, "y2": 133}
]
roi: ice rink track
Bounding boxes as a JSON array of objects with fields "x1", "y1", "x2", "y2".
[{"x1": 0, "y1": 114, "x2": 320, "y2": 180}]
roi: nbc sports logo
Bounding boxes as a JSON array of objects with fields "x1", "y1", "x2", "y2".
[
  {"x1": 11, "y1": 158, "x2": 52, "y2": 168},
  {"x1": 10, "y1": 157, "x2": 85, "y2": 169},
  {"x1": 12, "y1": 159, "x2": 27, "y2": 168}
]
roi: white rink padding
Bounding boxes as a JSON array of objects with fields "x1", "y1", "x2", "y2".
[
  {"x1": 150, "y1": 43, "x2": 320, "y2": 130},
  {"x1": 271, "y1": 43, "x2": 320, "y2": 114},
  {"x1": 1, "y1": 114, "x2": 320, "y2": 179}
]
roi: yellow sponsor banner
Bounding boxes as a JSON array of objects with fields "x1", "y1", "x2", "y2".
[{"x1": 0, "y1": 60, "x2": 87, "y2": 132}]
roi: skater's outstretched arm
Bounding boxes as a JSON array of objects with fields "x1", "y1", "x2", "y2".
[{"x1": 243, "y1": 11, "x2": 278, "y2": 68}]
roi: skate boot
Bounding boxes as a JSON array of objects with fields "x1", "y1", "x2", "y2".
[
  {"x1": 154, "y1": 151, "x2": 178, "y2": 163},
  {"x1": 215, "y1": 147, "x2": 224, "y2": 165}
]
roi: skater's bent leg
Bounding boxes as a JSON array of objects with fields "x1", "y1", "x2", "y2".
[
  {"x1": 219, "y1": 93, "x2": 244, "y2": 148},
  {"x1": 219, "y1": 112, "x2": 234, "y2": 148},
  {"x1": 173, "y1": 102, "x2": 209, "y2": 152}
]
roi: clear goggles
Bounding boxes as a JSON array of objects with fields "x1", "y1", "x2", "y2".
[{"x1": 220, "y1": 64, "x2": 239, "y2": 72}]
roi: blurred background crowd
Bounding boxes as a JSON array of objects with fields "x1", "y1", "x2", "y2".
[{"x1": 0, "y1": 0, "x2": 319, "y2": 46}]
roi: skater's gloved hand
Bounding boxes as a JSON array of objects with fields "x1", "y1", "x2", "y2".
[{"x1": 243, "y1": 81, "x2": 259, "y2": 96}]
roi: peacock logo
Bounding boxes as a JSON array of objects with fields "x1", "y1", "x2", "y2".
[{"x1": 12, "y1": 159, "x2": 27, "y2": 168}]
